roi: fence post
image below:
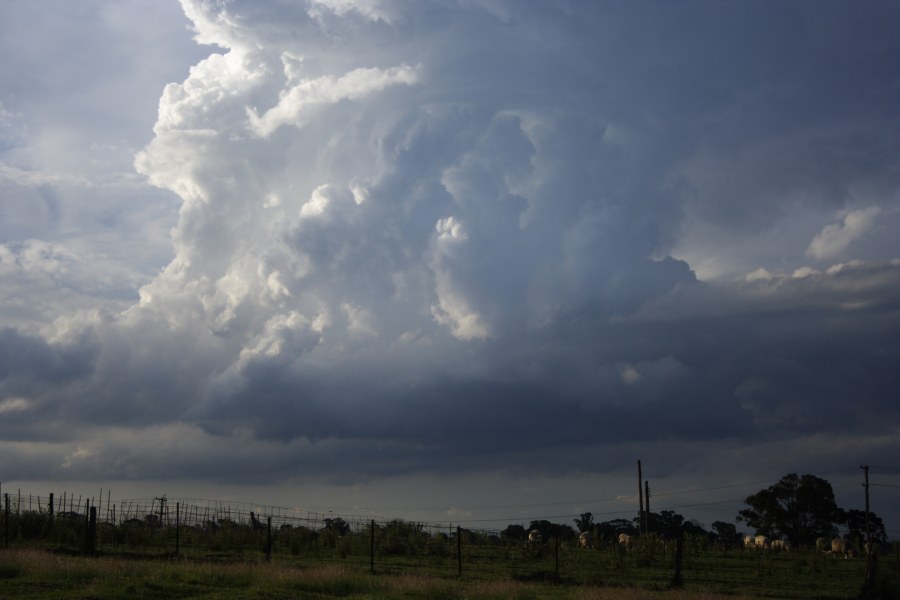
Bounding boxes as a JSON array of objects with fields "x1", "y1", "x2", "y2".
[
  {"x1": 87, "y1": 507, "x2": 97, "y2": 554},
  {"x1": 862, "y1": 553, "x2": 878, "y2": 598},
  {"x1": 370, "y1": 520, "x2": 376, "y2": 574},
  {"x1": 266, "y1": 517, "x2": 272, "y2": 562},
  {"x1": 49, "y1": 493, "x2": 54, "y2": 531},
  {"x1": 84, "y1": 500, "x2": 90, "y2": 551},
  {"x1": 457, "y1": 526, "x2": 462, "y2": 577},
  {"x1": 671, "y1": 535, "x2": 684, "y2": 588},
  {"x1": 176, "y1": 502, "x2": 180, "y2": 556},
  {"x1": 555, "y1": 525, "x2": 560, "y2": 581},
  {"x1": 4, "y1": 493, "x2": 8, "y2": 548}
]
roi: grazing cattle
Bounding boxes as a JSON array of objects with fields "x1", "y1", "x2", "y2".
[
  {"x1": 578, "y1": 531, "x2": 593, "y2": 549},
  {"x1": 816, "y1": 537, "x2": 828, "y2": 552},
  {"x1": 743, "y1": 535, "x2": 755, "y2": 549},
  {"x1": 617, "y1": 533, "x2": 632, "y2": 548},
  {"x1": 527, "y1": 529, "x2": 542, "y2": 545},
  {"x1": 754, "y1": 535, "x2": 769, "y2": 550},
  {"x1": 831, "y1": 538, "x2": 851, "y2": 558},
  {"x1": 863, "y1": 541, "x2": 887, "y2": 556},
  {"x1": 770, "y1": 539, "x2": 789, "y2": 552}
]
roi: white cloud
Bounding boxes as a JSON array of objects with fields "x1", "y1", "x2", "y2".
[
  {"x1": 806, "y1": 207, "x2": 882, "y2": 261},
  {"x1": 0, "y1": 397, "x2": 31, "y2": 414},
  {"x1": 745, "y1": 267, "x2": 773, "y2": 282},
  {"x1": 247, "y1": 64, "x2": 420, "y2": 137},
  {"x1": 428, "y1": 217, "x2": 490, "y2": 340},
  {"x1": 1, "y1": 1, "x2": 900, "y2": 533},
  {"x1": 620, "y1": 366, "x2": 642, "y2": 385}
]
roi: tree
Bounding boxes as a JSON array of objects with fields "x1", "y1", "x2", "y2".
[
  {"x1": 737, "y1": 473, "x2": 841, "y2": 547},
  {"x1": 500, "y1": 524, "x2": 527, "y2": 542},
  {"x1": 842, "y1": 508, "x2": 887, "y2": 545},
  {"x1": 711, "y1": 521, "x2": 741, "y2": 547},
  {"x1": 596, "y1": 518, "x2": 635, "y2": 541},
  {"x1": 645, "y1": 510, "x2": 683, "y2": 538},
  {"x1": 323, "y1": 517, "x2": 350, "y2": 536},
  {"x1": 574, "y1": 512, "x2": 594, "y2": 534},
  {"x1": 527, "y1": 519, "x2": 576, "y2": 543}
]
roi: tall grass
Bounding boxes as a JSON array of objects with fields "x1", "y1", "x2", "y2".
[{"x1": 0, "y1": 548, "x2": 759, "y2": 599}]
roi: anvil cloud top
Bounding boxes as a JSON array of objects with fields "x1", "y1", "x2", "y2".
[{"x1": 1, "y1": 0, "x2": 898, "y2": 529}]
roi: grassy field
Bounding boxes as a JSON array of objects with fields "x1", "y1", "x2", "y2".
[
  {"x1": 0, "y1": 547, "x2": 752, "y2": 600},
  {"x1": 1, "y1": 546, "x2": 898, "y2": 600},
  {"x1": 2, "y1": 511, "x2": 899, "y2": 599}
]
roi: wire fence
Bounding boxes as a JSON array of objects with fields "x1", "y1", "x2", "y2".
[{"x1": 1, "y1": 489, "x2": 898, "y2": 598}]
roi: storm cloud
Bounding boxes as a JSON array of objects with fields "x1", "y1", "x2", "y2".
[{"x1": 1, "y1": 0, "x2": 899, "y2": 530}]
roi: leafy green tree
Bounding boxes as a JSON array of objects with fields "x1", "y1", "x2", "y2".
[
  {"x1": 527, "y1": 519, "x2": 576, "y2": 543},
  {"x1": 645, "y1": 510, "x2": 684, "y2": 537},
  {"x1": 597, "y1": 518, "x2": 635, "y2": 540},
  {"x1": 682, "y1": 518, "x2": 708, "y2": 536},
  {"x1": 737, "y1": 473, "x2": 841, "y2": 547},
  {"x1": 842, "y1": 508, "x2": 887, "y2": 545},
  {"x1": 711, "y1": 521, "x2": 741, "y2": 546},
  {"x1": 574, "y1": 512, "x2": 594, "y2": 533},
  {"x1": 501, "y1": 524, "x2": 527, "y2": 542},
  {"x1": 323, "y1": 517, "x2": 350, "y2": 536}
]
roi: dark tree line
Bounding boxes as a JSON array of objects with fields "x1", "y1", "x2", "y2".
[
  {"x1": 738, "y1": 473, "x2": 887, "y2": 547},
  {"x1": 500, "y1": 472, "x2": 887, "y2": 550}
]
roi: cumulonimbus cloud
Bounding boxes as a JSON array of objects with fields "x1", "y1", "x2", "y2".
[{"x1": 2, "y1": 0, "x2": 899, "y2": 491}]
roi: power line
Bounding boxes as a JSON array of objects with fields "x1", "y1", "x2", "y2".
[
  {"x1": 651, "y1": 479, "x2": 777, "y2": 498},
  {"x1": 307, "y1": 495, "x2": 632, "y2": 513}
]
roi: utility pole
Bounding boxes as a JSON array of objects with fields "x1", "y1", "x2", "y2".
[
  {"x1": 637, "y1": 460, "x2": 644, "y2": 536},
  {"x1": 860, "y1": 465, "x2": 871, "y2": 542}
]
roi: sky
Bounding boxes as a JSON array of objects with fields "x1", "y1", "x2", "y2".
[{"x1": 1, "y1": 0, "x2": 899, "y2": 537}]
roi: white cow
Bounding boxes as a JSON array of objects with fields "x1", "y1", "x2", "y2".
[
  {"x1": 754, "y1": 535, "x2": 769, "y2": 549},
  {"x1": 830, "y1": 538, "x2": 851, "y2": 558},
  {"x1": 816, "y1": 537, "x2": 828, "y2": 552},
  {"x1": 617, "y1": 533, "x2": 632, "y2": 548},
  {"x1": 743, "y1": 535, "x2": 755, "y2": 549},
  {"x1": 527, "y1": 529, "x2": 542, "y2": 545},
  {"x1": 578, "y1": 531, "x2": 593, "y2": 549},
  {"x1": 770, "y1": 539, "x2": 790, "y2": 552}
]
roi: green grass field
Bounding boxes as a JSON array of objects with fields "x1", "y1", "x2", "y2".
[
  {"x1": 1, "y1": 545, "x2": 898, "y2": 600},
  {"x1": 2, "y1": 511, "x2": 898, "y2": 599},
  {"x1": 0, "y1": 547, "x2": 749, "y2": 600}
]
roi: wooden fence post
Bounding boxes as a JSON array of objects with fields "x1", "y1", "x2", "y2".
[
  {"x1": 457, "y1": 526, "x2": 462, "y2": 577},
  {"x1": 555, "y1": 525, "x2": 560, "y2": 581},
  {"x1": 87, "y1": 507, "x2": 97, "y2": 554},
  {"x1": 176, "y1": 503, "x2": 180, "y2": 556},
  {"x1": 48, "y1": 493, "x2": 54, "y2": 531},
  {"x1": 862, "y1": 553, "x2": 878, "y2": 598},
  {"x1": 3, "y1": 493, "x2": 8, "y2": 548},
  {"x1": 370, "y1": 520, "x2": 376, "y2": 574},
  {"x1": 84, "y1": 500, "x2": 90, "y2": 551},
  {"x1": 266, "y1": 517, "x2": 272, "y2": 562},
  {"x1": 671, "y1": 535, "x2": 684, "y2": 588}
]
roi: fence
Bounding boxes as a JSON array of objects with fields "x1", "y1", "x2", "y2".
[{"x1": 1, "y1": 490, "x2": 895, "y2": 598}]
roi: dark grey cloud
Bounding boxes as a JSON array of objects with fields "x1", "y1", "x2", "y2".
[{"x1": 1, "y1": 0, "x2": 899, "y2": 533}]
